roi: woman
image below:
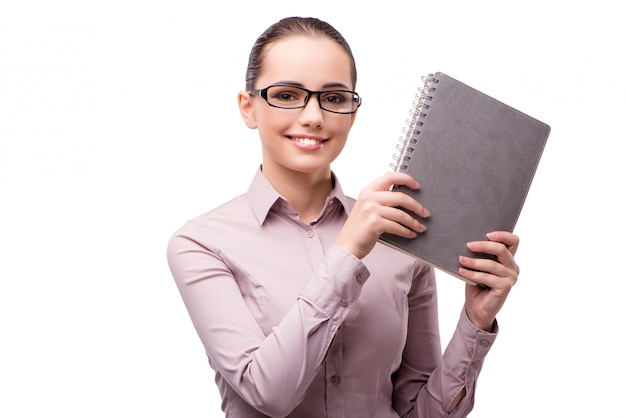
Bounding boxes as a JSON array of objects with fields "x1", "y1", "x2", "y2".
[{"x1": 167, "y1": 16, "x2": 519, "y2": 418}]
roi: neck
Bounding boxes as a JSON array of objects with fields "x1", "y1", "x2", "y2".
[{"x1": 261, "y1": 165, "x2": 333, "y2": 223}]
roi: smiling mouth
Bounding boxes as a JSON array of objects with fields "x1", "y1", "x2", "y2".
[{"x1": 288, "y1": 136, "x2": 327, "y2": 146}]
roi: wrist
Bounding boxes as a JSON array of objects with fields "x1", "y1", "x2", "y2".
[
  {"x1": 333, "y1": 236, "x2": 369, "y2": 260},
  {"x1": 464, "y1": 307, "x2": 495, "y2": 332}
]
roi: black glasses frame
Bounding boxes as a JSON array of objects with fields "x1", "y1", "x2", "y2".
[{"x1": 249, "y1": 84, "x2": 362, "y2": 114}]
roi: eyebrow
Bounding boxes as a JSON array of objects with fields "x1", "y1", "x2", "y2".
[{"x1": 274, "y1": 81, "x2": 352, "y2": 90}]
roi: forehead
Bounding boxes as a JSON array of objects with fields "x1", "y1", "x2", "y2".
[{"x1": 258, "y1": 36, "x2": 353, "y2": 89}]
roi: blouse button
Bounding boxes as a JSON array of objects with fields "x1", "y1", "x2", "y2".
[
  {"x1": 330, "y1": 375, "x2": 341, "y2": 385},
  {"x1": 355, "y1": 273, "x2": 364, "y2": 285},
  {"x1": 479, "y1": 339, "x2": 490, "y2": 348},
  {"x1": 340, "y1": 298, "x2": 349, "y2": 308},
  {"x1": 306, "y1": 230, "x2": 314, "y2": 238}
]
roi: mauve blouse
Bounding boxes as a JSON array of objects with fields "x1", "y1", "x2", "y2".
[{"x1": 167, "y1": 168, "x2": 497, "y2": 418}]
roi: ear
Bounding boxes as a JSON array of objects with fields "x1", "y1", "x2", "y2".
[{"x1": 238, "y1": 90, "x2": 258, "y2": 129}]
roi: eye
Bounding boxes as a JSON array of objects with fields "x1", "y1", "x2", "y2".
[
  {"x1": 275, "y1": 92, "x2": 296, "y2": 101},
  {"x1": 270, "y1": 87, "x2": 305, "y2": 103},
  {"x1": 321, "y1": 91, "x2": 349, "y2": 104}
]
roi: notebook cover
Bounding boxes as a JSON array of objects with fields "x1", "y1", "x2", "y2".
[{"x1": 378, "y1": 72, "x2": 550, "y2": 284}]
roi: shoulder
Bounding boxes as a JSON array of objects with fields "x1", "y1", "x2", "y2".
[{"x1": 169, "y1": 193, "x2": 256, "y2": 244}]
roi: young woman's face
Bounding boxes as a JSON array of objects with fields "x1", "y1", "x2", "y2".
[{"x1": 241, "y1": 35, "x2": 357, "y2": 178}]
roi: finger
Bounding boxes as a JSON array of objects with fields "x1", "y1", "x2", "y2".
[
  {"x1": 459, "y1": 255, "x2": 513, "y2": 281},
  {"x1": 379, "y1": 216, "x2": 423, "y2": 238},
  {"x1": 466, "y1": 240, "x2": 518, "y2": 273},
  {"x1": 459, "y1": 254, "x2": 519, "y2": 290},
  {"x1": 378, "y1": 191, "x2": 430, "y2": 219},
  {"x1": 486, "y1": 231, "x2": 520, "y2": 255},
  {"x1": 458, "y1": 265, "x2": 517, "y2": 290},
  {"x1": 369, "y1": 171, "x2": 420, "y2": 192},
  {"x1": 379, "y1": 206, "x2": 427, "y2": 234}
]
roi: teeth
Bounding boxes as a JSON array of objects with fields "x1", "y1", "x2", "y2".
[{"x1": 292, "y1": 137, "x2": 321, "y2": 146}]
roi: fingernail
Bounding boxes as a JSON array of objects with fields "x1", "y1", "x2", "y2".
[
  {"x1": 466, "y1": 242, "x2": 478, "y2": 250},
  {"x1": 423, "y1": 208, "x2": 430, "y2": 217},
  {"x1": 417, "y1": 223, "x2": 427, "y2": 233}
]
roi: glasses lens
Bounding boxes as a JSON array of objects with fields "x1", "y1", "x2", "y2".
[
  {"x1": 319, "y1": 91, "x2": 359, "y2": 113},
  {"x1": 266, "y1": 86, "x2": 307, "y2": 109}
]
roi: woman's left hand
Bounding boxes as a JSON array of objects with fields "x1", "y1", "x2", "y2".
[{"x1": 458, "y1": 231, "x2": 520, "y2": 331}]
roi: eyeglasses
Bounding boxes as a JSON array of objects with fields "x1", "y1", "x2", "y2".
[{"x1": 249, "y1": 84, "x2": 362, "y2": 114}]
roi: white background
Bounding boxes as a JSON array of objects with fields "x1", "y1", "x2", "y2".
[{"x1": 1, "y1": 1, "x2": 624, "y2": 416}]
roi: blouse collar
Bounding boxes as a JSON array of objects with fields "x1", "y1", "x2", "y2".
[{"x1": 247, "y1": 166, "x2": 353, "y2": 225}]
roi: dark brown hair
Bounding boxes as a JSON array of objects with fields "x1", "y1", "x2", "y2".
[{"x1": 245, "y1": 17, "x2": 357, "y2": 91}]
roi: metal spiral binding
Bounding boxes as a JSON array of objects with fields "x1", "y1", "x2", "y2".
[{"x1": 390, "y1": 74, "x2": 438, "y2": 171}]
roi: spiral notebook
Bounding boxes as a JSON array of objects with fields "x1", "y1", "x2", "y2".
[{"x1": 378, "y1": 72, "x2": 551, "y2": 285}]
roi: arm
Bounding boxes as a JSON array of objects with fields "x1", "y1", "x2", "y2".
[
  {"x1": 392, "y1": 265, "x2": 498, "y2": 418},
  {"x1": 395, "y1": 231, "x2": 519, "y2": 416},
  {"x1": 393, "y1": 231, "x2": 519, "y2": 417},
  {"x1": 167, "y1": 231, "x2": 369, "y2": 417}
]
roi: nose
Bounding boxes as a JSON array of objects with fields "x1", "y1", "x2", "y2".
[{"x1": 299, "y1": 93, "x2": 324, "y2": 127}]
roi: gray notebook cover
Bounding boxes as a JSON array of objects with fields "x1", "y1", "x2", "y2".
[{"x1": 378, "y1": 72, "x2": 550, "y2": 284}]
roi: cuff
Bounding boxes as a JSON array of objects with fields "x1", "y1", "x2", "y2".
[
  {"x1": 441, "y1": 310, "x2": 499, "y2": 401},
  {"x1": 298, "y1": 245, "x2": 370, "y2": 325}
]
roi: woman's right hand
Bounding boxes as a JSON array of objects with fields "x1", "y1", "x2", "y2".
[{"x1": 334, "y1": 172, "x2": 430, "y2": 259}]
